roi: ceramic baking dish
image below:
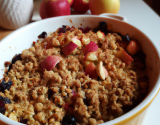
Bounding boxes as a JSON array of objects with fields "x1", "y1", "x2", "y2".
[{"x1": 0, "y1": 14, "x2": 159, "y2": 125}]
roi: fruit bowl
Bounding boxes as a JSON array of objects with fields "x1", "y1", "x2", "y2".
[{"x1": 0, "y1": 14, "x2": 160, "y2": 125}]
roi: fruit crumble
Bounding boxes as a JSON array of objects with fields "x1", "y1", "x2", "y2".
[{"x1": 0, "y1": 21, "x2": 149, "y2": 125}]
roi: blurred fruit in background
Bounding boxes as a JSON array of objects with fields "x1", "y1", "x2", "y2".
[
  {"x1": 72, "y1": 0, "x2": 89, "y2": 13},
  {"x1": 0, "y1": 0, "x2": 33, "y2": 30},
  {"x1": 39, "y1": 0, "x2": 70, "y2": 19},
  {"x1": 89, "y1": 0, "x2": 120, "y2": 15},
  {"x1": 68, "y1": 0, "x2": 74, "y2": 6}
]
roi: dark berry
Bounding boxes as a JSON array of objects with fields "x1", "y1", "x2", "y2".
[
  {"x1": 83, "y1": 27, "x2": 91, "y2": 33},
  {"x1": 20, "y1": 118, "x2": 29, "y2": 124},
  {"x1": 8, "y1": 54, "x2": 22, "y2": 72},
  {"x1": 58, "y1": 28, "x2": 66, "y2": 33},
  {"x1": 62, "y1": 115, "x2": 77, "y2": 125},
  {"x1": 0, "y1": 95, "x2": 11, "y2": 104},
  {"x1": 98, "y1": 21, "x2": 107, "y2": 34},
  {"x1": 62, "y1": 25, "x2": 67, "y2": 29},
  {"x1": 48, "y1": 88, "x2": 53, "y2": 99},
  {"x1": 122, "y1": 34, "x2": 131, "y2": 42},
  {"x1": 12, "y1": 54, "x2": 22, "y2": 64},
  {"x1": 0, "y1": 80, "x2": 13, "y2": 93},
  {"x1": 0, "y1": 95, "x2": 11, "y2": 114},
  {"x1": 38, "y1": 31, "x2": 47, "y2": 39},
  {"x1": 78, "y1": 27, "x2": 84, "y2": 33},
  {"x1": 4, "y1": 97, "x2": 11, "y2": 104},
  {"x1": 0, "y1": 100, "x2": 5, "y2": 114}
]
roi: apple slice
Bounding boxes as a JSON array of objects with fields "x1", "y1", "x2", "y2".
[
  {"x1": 116, "y1": 50, "x2": 133, "y2": 65},
  {"x1": 41, "y1": 55, "x2": 62, "y2": 72},
  {"x1": 97, "y1": 30, "x2": 105, "y2": 39},
  {"x1": 96, "y1": 61, "x2": 108, "y2": 80},
  {"x1": 81, "y1": 34, "x2": 90, "y2": 45},
  {"x1": 103, "y1": 66, "x2": 108, "y2": 78},
  {"x1": 71, "y1": 36, "x2": 82, "y2": 47},
  {"x1": 85, "y1": 52, "x2": 98, "y2": 61},
  {"x1": 127, "y1": 40, "x2": 139, "y2": 55},
  {"x1": 85, "y1": 63, "x2": 98, "y2": 79},
  {"x1": 62, "y1": 42, "x2": 78, "y2": 56},
  {"x1": 83, "y1": 41, "x2": 98, "y2": 55},
  {"x1": 84, "y1": 60, "x2": 92, "y2": 68}
]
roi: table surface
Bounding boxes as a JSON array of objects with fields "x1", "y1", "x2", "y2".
[{"x1": 0, "y1": 0, "x2": 160, "y2": 125}]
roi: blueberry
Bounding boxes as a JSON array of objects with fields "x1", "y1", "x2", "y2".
[
  {"x1": 58, "y1": 28, "x2": 66, "y2": 33},
  {"x1": 38, "y1": 31, "x2": 47, "y2": 39},
  {"x1": 62, "y1": 25, "x2": 67, "y2": 29},
  {"x1": 98, "y1": 21, "x2": 107, "y2": 34},
  {"x1": 4, "y1": 97, "x2": 11, "y2": 104},
  {"x1": 0, "y1": 80, "x2": 13, "y2": 93},
  {"x1": 12, "y1": 54, "x2": 22, "y2": 64},
  {"x1": 8, "y1": 54, "x2": 22, "y2": 72},
  {"x1": 0, "y1": 95, "x2": 11, "y2": 114},
  {"x1": 62, "y1": 115, "x2": 77, "y2": 125},
  {"x1": 122, "y1": 34, "x2": 131, "y2": 42},
  {"x1": 20, "y1": 118, "x2": 29, "y2": 124}
]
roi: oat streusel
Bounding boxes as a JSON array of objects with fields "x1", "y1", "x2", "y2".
[{"x1": 0, "y1": 22, "x2": 149, "y2": 125}]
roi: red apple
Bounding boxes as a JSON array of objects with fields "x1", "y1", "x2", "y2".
[
  {"x1": 39, "y1": 0, "x2": 70, "y2": 19},
  {"x1": 83, "y1": 41, "x2": 98, "y2": 55},
  {"x1": 62, "y1": 42, "x2": 78, "y2": 56},
  {"x1": 71, "y1": 36, "x2": 82, "y2": 47},
  {"x1": 116, "y1": 50, "x2": 133, "y2": 65},
  {"x1": 68, "y1": 0, "x2": 74, "y2": 6},
  {"x1": 72, "y1": 0, "x2": 89, "y2": 13},
  {"x1": 103, "y1": 66, "x2": 108, "y2": 78},
  {"x1": 127, "y1": 40, "x2": 139, "y2": 55},
  {"x1": 96, "y1": 61, "x2": 108, "y2": 80},
  {"x1": 85, "y1": 63, "x2": 98, "y2": 79},
  {"x1": 41, "y1": 55, "x2": 62, "y2": 72}
]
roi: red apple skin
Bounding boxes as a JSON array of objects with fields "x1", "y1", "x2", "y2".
[
  {"x1": 62, "y1": 42, "x2": 78, "y2": 56},
  {"x1": 116, "y1": 50, "x2": 133, "y2": 65},
  {"x1": 83, "y1": 41, "x2": 98, "y2": 55},
  {"x1": 39, "y1": 0, "x2": 70, "y2": 19},
  {"x1": 127, "y1": 40, "x2": 139, "y2": 55},
  {"x1": 68, "y1": 0, "x2": 74, "y2": 6},
  {"x1": 103, "y1": 66, "x2": 108, "y2": 78},
  {"x1": 72, "y1": 0, "x2": 89, "y2": 13},
  {"x1": 41, "y1": 55, "x2": 62, "y2": 72},
  {"x1": 85, "y1": 63, "x2": 98, "y2": 79}
]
